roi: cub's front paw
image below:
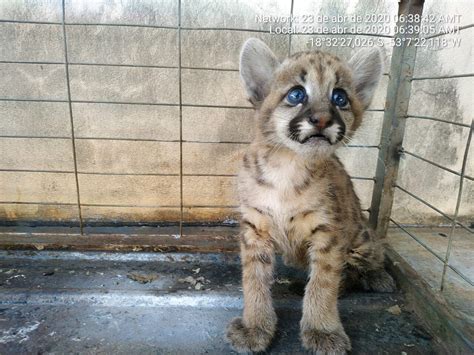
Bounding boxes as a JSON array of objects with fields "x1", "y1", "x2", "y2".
[
  {"x1": 301, "y1": 328, "x2": 351, "y2": 354},
  {"x1": 226, "y1": 317, "x2": 274, "y2": 353},
  {"x1": 361, "y1": 269, "x2": 396, "y2": 293}
]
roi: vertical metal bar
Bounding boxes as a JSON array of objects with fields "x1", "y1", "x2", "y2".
[
  {"x1": 440, "y1": 120, "x2": 473, "y2": 290},
  {"x1": 178, "y1": 0, "x2": 184, "y2": 237},
  {"x1": 61, "y1": 0, "x2": 84, "y2": 234},
  {"x1": 288, "y1": 0, "x2": 295, "y2": 56},
  {"x1": 368, "y1": 0, "x2": 425, "y2": 237}
]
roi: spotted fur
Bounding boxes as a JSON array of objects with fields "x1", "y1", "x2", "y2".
[{"x1": 226, "y1": 39, "x2": 395, "y2": 354}]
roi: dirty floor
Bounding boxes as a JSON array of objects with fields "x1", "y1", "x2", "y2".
[
  {"x1": 387, "y1": 227, "x2": 474, "y2": 319},
  {"x1": 0, "y1": 250, "x2": 435, "y2": 354}
]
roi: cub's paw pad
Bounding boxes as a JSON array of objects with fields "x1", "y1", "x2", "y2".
[
  {"x1": 362, "y1": 269, "x2": 396, "y2": 293},
  {"x1": 301, "y1": 329, "x2": 351, "y2": 354},
  {"x1": 226, "y1": 317, "x2": 273, "y2": 353}
]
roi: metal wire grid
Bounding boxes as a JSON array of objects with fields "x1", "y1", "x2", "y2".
[
  {"x1": 0, "y1": 0, "x2": 385, "y2": 235},
  {"x1": 366, "y1": 0, "x2": 473, "y2": 291},
  {"x1": 0, "y1": 1, "x2": 471, "y2": 290},
  {"x1": 390, "y1": 120, "x2": 473, "y2": 289}
]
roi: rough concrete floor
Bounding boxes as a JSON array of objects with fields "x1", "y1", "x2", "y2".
[
  {"x1": 0, "y1": 250, "x2": 434, "y2": 354},
  {"x1": 388, "y1": 227, "x2": 473, "y2": 319}
]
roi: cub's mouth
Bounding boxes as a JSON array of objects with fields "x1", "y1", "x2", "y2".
[{"x1": 300, "y1": 133, "x2": 332, "y2": 145}]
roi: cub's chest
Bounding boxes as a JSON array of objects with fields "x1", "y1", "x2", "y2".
[{"x1": 239, "y1": 159, "x2": 327, "y2": 218}]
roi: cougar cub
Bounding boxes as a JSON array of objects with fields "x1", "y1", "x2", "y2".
[{"x1": 226, "y1": 39, "x2": 395, "y2": 354}]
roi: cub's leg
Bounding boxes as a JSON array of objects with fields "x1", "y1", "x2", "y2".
[
  {"x1": 226, "y1": 216, "x2": 276, "y2": 352},
  {"x1": 300, "y1": 228, "x2": 351, "y2": 354},
  {"x1": 346, "y1": 228, "x2": 396, "y2": 293}
]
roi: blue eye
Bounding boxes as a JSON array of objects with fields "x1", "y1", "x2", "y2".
[
  {"x1": 287, "y1": 86, "x2": 306, "y2": 105},
  {"x1": 331, "y1": 88, "x2": 348, "y2": 107}
]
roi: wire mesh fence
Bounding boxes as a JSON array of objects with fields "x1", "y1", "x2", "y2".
[
  {"x1": 0, "y1": 0, "x2": 472, "y2": 293},
  {"x1": 0, "y1": 0, "x2": 387, "y2": 234},
  {"x1": 367, "y1": 0, "x2": 473, "y2": 291}
]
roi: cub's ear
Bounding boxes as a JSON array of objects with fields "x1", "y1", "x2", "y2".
[
  {"x1": 239, "y1": 38, "x2": 280, "y2": 106},
  {"x1": 348, "y1": 48, "x2": 383, "y2": 109}
]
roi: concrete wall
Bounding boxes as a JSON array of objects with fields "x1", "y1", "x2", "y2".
[
  {"x1": 392, "y1": 0, "x2": 473, "y2": 226},
  {"x1": 0, "y1": 0, "x2": 471, "y2": 227}
]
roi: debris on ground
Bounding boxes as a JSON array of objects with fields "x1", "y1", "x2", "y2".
[
  {"x1": 42, "y1": 271, "x2": 55, "y2": 276},
  {"x1": 197, "y1": 276, "x2": 210, "y2": 284},
  {"x1": 0, "y1": 321, "x2": 42, "y2": 344},
  {"x1": 387, "y1": 305, "x2": 402, "y2": 316},
  {"x1": 5, "y1": 274, "x2": 26, "y2": 284},
  {"x1": 192, "y1": 268, "x2": 200, "y2": 274},
  {"x1": 4, "y1": 269, "x2": 18, "y2": 275},
  {"x1": 33, "y1": 244, "x2": 45, "y2": 250},
  {"x1": 178, "y1": 275, "x2": 211, "y2": 290},
  {"x1": 127, "y1": 272, "x2": 159, "y2": 284},
  {"x1": 179, "y1": 276, "x2": 197, "y2": 285}
]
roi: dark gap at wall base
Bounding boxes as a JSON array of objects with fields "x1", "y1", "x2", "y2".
[
  {"x1": 0, "y1": 228, "x2": 240, "y2": 253},
  {"x1": 0, "y1": 220, "x2": 239, "y2": 228}
]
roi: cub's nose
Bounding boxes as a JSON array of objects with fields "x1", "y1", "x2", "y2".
[{"x1": 308, "y1": 115, "x2": 330, "y2": 130}]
